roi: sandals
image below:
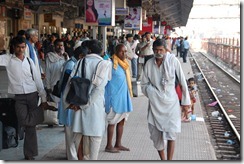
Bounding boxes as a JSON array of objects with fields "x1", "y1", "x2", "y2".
[
  {"x1": 114, "y1": 146, "x2": 130, "y2": 151},
  {"x1": 182, "y1": 118, "x2": 191, "y2": 122},
  {"x1": 105, "y1": 148, "x2": 120, "y2": 153}
]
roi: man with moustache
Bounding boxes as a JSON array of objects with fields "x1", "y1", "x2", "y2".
[{"x1": 141, "y1": 39, "x2": 191, "y2": 160}]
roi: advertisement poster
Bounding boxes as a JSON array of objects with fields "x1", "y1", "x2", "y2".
[
  {"x1": 124, "y1": 7, "x2": 142, "y2": 30},
  {"x1": 85, "y1": 0, "x2": 114, "y2": 26},
  {"x1": 97, "y1": 0, "x2": 112, "y2": 26},
  {"x1": 141, "y1": 17, "x2": 153, "y2": 33},
  {"x1": 24, "y1": 8, "x2": 32, "y2": 20},
  {"x1": 154, "y1": 25, "x2": 160, "y2": 34}
]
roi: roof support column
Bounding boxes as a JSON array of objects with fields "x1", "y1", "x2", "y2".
[
  {"x1": 92, "y1": 26, "x2": 97, "y2": 39},
  {"x1": 102, "y1": 26, "x2": 107, "y2": 53}
]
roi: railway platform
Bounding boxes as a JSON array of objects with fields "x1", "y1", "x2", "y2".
[{"x1": 0, "y1": 51, "x2": 217, "y2": 161}]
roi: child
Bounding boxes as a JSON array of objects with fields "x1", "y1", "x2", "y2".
[
  {"x1": 188, "y1": 77, "x2": 198, "y2": 115},
  {"x1": 181, "y1": 80, "x2": 191, "y2": 122}
]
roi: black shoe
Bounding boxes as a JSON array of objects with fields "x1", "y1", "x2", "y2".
[
  {"x1": 48, "y1": 124, "x2": 54, "y2": 128},
  {"x1": 19, "y1": 127, "x2": 25, "y2": 140},
  {"x1": 25, "y1": 156, "x2": 35, "y2": 160}
]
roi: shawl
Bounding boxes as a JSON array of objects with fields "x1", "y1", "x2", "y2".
[
  {"x1": 112, "y1": 55, "x2": 133, "y2": 97},
  {"x1": 26, "y1": 40, "x2": 36, "y2": 64}
]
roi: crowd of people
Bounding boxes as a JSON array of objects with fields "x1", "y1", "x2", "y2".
[{"x1": 2, "y1": 29, "x2": 196, "y2": 160}]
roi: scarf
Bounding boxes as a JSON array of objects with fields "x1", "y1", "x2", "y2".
[
  {"x1": 163, "y1": 52, "x2": 176, "y2": 80},
  {"x1": 26, "y1": 40, "x2": 37, "y2": 64},
  {"x1": 47, "y1": 51, "x2": 66, "y2": 63},
  {"x1": 112, "y1": 55, "x2": 133, "y2": 97}
]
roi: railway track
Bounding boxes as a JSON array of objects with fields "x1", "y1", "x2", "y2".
[{"x1": 189, "y1": 51, "x2": 240, "y2": 160}]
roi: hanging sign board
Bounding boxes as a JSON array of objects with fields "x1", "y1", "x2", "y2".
[
  {"x1": 124, "y1": 7, "x2": 142, "y2": 30},
  {"x1": 141, "y1": 17, "x2": 153, "y2": 33},
  {"x1": 85, "y1": 0, "x2": 115, "y2": 26},
  {"x1": 115, "y1": 8, "x2": 129, "y2": 15}
]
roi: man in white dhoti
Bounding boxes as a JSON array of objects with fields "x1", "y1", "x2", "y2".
[
  {"x1": 141, "y1": 39, "x2": 191, "y2": 160},
  {"x1": 104, "y1": 44, "x2": 133, "y2": 153}
]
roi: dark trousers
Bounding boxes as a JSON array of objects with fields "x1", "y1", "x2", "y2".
[
  {"x1": 131, "y1": 57, "x2": 137, "y2": 78},
  {"x1": 183, "y1": 49, "x2": 189, "y2": 63},
  {"x1": 176, "y1": 47, "x2": 181, "y2": 56},
  {"x1": 15, "y1": 92, "x2": 39, "y2": 158}
]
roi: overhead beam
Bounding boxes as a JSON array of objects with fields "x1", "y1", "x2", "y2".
[
  {"x1": 164, "y1": 10, "x2": 180, "y2": 18},
  {"x1": 161, "y1": 2, "x2": 180, "y2": 12}
]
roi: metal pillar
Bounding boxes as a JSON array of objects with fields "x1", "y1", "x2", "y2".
[
  {"x1": 92, "y1": 26, "x2": 97, "y2": 39},
  {"x1": 102, "y1": 26, "x2": 107, "y2": 53}
]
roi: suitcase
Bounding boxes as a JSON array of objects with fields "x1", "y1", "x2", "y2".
[
  {"x1": 0, "y1": 98, "x2": 18, "y2": 146},
  {"x1": 0, "y1": 121, "x2": 2, "y2": 151}
]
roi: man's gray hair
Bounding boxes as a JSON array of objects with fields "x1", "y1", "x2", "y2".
[{"x1": 25, "y1": 28, "x2": 38, "y2": 40}]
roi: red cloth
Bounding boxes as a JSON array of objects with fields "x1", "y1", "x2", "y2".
[{"x1": 175, "y1": 84, "x2": 182, "y2": 100}]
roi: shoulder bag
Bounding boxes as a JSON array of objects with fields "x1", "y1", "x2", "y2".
[{"x1": 66, "y1": 58, "x2": 91, "y2": 106}]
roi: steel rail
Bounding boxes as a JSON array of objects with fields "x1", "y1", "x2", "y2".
[
  {"x1": 189, "y1": 51, "x2": 240, "y2": 141},
  {"x1": 200, "y1": 52, "x2": 240, "y2": 83}
]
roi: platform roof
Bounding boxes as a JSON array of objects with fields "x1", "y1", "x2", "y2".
[
  {"x1": 142, "y1": 0, "x2": 194, "y2": 27},
  {"x1": 27, "y1": 0, "x2": 194, "y2": 28}
]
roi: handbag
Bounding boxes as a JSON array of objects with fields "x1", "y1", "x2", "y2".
[
  {"x1": 43, "y1": 102, "x2": 58, "y2": 125},
  {"x1": 52, "y1": 80, "x2": 61, "y2": 98},
  {"x1": 24, "y1": 106, "x2": 44, "y2": 126},
  {"x1": 52, "y1": 60, "x2": 73, "y2": 98},
  {"x1": 66, "y1": 58, "x2": 91, "y2": 106}
]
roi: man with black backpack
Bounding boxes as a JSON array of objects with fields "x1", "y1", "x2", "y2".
[{"x1": 63, "y1": 39, "x2": 111, "y2": 160}]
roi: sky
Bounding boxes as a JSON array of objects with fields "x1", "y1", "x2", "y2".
[{"x1": 175, "y1": 0, "x2": 240, "y2": 39}]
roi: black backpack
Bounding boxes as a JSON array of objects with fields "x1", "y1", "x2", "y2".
[{"x1": 3, "y1": 126, "x2": 18, "y2": 149}]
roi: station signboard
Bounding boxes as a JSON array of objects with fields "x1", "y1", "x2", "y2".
[{"x1": 115, "y1": 8, "x2": 129, "y2": 15}]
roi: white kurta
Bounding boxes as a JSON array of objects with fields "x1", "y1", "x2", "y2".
[
  {"x1": 45, "y1": 52, "x2": 68, "y2": 90},
  {"x1": 141, "y1": 55, "x2": 191, "y2": 133},
  {"x1": 62, "y1": 54, "x2": 111, "y2": 137}
]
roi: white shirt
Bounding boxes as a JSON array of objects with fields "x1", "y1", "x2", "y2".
[
  {"x1": 144, "y1": 38, "x2": 154, "y2": 56},
  {"x1": 0, "y1": 54, "x2": 47, "y2": 102},
  {"x1": 124, "y1": 40, "x2": 138, "y2": 59}
]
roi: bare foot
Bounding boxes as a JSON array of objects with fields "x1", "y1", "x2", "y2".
[
  {"x1": 114, "y1": 145, "x2": 130, "y2": 151},
  {"x1": 105, "y1": 147, "x2": 120, "y2": 153}
]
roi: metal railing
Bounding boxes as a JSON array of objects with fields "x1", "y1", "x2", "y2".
[{"x1": 201, "y1": 38, "x2": 240, "y2": 72}]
